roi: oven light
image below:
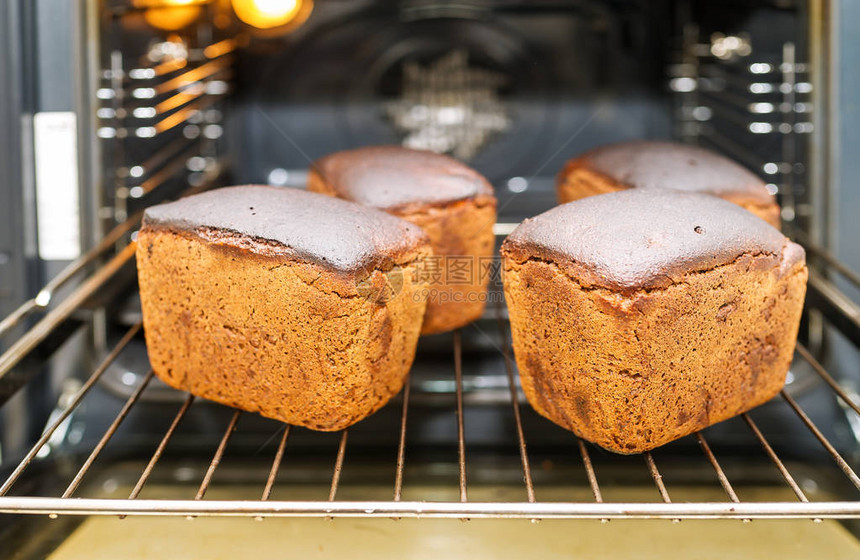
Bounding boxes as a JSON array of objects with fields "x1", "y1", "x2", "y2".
[
  {"x1": 137, "y1": 0, "x2": 205, "y2": 4},
  {"x1": 137, "y1": 0, "x2": 208, "y2": 31},
  {"x1": 231, "y1": 0, "x2": 313, "y2": 31}
]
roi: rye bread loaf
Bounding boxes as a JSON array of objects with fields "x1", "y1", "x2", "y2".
[
  {"x1": 137, "y1": 185, "x2": 431, "y2": 430},
  {"x1": 501, "y1": 189, "x2": 806, "y2": 453},
  {"x1": 308, "y1": 146, "x2": 497, "y2": 334},
  {"x1": 556, "y1": 140, "x2": 781, "y2": 228}
]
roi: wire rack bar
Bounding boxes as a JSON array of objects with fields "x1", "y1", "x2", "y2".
[
  {"x1": 576, "y1": 438, "x2": 604, "y2": 504},
  {"x1": 780, "y1": 390, "x2": 860, "y2": 492},
  {"x1": 128, "y1": 394, "x2": 196, "y2": 500},
  {"x1": 261, "y1": 425, "x2": 291, "y2": 501},
  {"x1": 695, "y1": 432, "x2": 740, "y2": 503},
  {"x1": 132, "y1": 135, "x2": 198, "y2": 178},
  {"x1": 195, "y1": 410, "x2": 241, "y2": 500},
  {"x1": 742, "y1": 413, "x2": 809, "y2": 502},
  {"x1": 125, "y1": 37, "x2": 235, "y2": 84},
  {"x1": 202, "y1": 38, "x2": 241, "y2": 60},
  {"x1": 137, "y1": 151, "x2": 194, "y2": 195},
  {"x1": 62, "y1": 370, "x2": 155, "y2": 498},
  {"x1": 4, "y1": 498, "x2": 860, "y2": 519},
  {"x1": 453, "y1": 330, "x2": 467, "y2": 503},
  {"x1": 393, "y1": 376, "x2": 411, "y2": 501},
  {"x1": 150, "y1": 58, "x2": 233, "y2": 97},
  {"x1": 794, "y1": 233, "x2": 860, "y2": 289},
  {"x1": 0, "y1": 243, "x2": 137, "y2": 383},
  {"x1": 128, "y1": 57, "x2": 187, "y2": 80},
  {"x1": 495, "y1": 303, "x2": 536, "y2": 502},
  {"x1": 150, "y1": 82, "x2": 219, "y2": 117},
  {"x1": 796, "y1": 343, "x2": 860, "y2": 417},
  {"x1": 328, "y1": 430, "x2": 349, "y2": 502},
  {"x1": 0, "y1": 226, "x2": 139, "y2": 341},
  {"x1": 0, "y1": 300, "x2": 38, "y2": 340},
  {"x1": 0, "y1": 322, "x2": 142, "y2": 496},
  {"x1": 644, "y1": 452, "x2": 672, "y2": 503},
  {"x1": 150, "y1": 93, "x2": 224, "y2": 136},
  {"x1": 807, "y1": 271, "x2": 860, "y2": 346},
  {"x1": 151, "y1": 86, "x2": 205, "y2": 116},
  {"x1": 37, "y1": 211, "x2": 142, "y2": 304}
]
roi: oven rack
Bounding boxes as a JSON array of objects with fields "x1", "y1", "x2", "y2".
[{"x1": 1, "y1": 268, "x2": 860, "y2": 520}]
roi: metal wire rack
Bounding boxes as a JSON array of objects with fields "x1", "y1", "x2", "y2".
[
  {"x1": 3, "y1": 0, "x2": 858, "y2": 526},
  {"x1": 1, "y1": 276, "x2": 860, "y2": 520}
]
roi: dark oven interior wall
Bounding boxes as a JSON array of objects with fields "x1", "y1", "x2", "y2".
[
  {"x1": 223, "y1": 0, "x2": 810, "y2": 224},
  {"x1": 224, "y1": 0, "x2": 675, "y2": 223}
]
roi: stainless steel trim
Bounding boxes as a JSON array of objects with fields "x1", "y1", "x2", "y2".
[{"x1": 1, "y1": 498, "x2": 860, "y2": 519}]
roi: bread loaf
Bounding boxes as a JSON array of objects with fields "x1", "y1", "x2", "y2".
[
  {"x1": 309, "y1": 146, "x2": 497, "y2": 334},
  {"x1": 137, "y1": 186, "x2": 431, "y2": 430},
  {"x1": 502, "y1": 189, "x2": 806, "y2": 453},
  {"x1": 556, "y1": 140, "x2": 781, "y2": 228}
]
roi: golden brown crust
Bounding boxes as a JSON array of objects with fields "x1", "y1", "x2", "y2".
[
  {"x1": 395, "y1": 196, "x2": 497, "y2": 334},
  {"x1": 137, "y1": 228, "x2": 431, "y2": 431},
  {"x1": 556, "y1": 148, "x2": 782, "y2": 230},
  {"x1": 556, "y1": 162, "x2": 627, "y2": 204},
  {"x1": 309, "y1": 150, "x2": 498, "y2": 334},
  {"x1": 502, "y1": 250, "x2": 807, "y2": 454},
  {"x1": 143, "y1": 185, "x2": 431, "y2": 277},
  {"x1": 732, "y1": 199, "x2": 783, "y2": 230},
  {"x1": 310, "y1": 145, "x2": 495, "y2": 211},
  {"x1": 504, "y1": 189, "x2": 797, "y2": 295}
]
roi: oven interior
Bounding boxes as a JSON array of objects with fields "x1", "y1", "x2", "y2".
[{"x1": 2, "y1": 0, "x2": 860, "y2": 557}]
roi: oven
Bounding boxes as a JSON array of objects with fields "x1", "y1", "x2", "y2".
[{"x1": 2, "y1": 0, "x2": 860, "y2": 557}]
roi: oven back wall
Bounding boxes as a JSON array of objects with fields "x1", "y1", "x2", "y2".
[{"x1": 225, "y1": 1, "x2": 673, "y2": 224}]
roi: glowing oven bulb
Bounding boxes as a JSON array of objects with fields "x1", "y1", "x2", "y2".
[
  {"x1": 231, "y1": 0, "x2": 311, "y2": 30},
  {"x1": 137, "y1": 0, "x2": 206, "y2": 31}
]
